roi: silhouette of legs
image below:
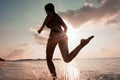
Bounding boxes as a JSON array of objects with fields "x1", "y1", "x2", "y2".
[
  {"x1": 46, "y1": 35, "x2": 94, "y2": 80},
  {"x1": 58, "y1": 36, "x2": 94, "y2": 63},
  {"x1": 46, "y1": 38, "x2": 57, "y2": 79}
]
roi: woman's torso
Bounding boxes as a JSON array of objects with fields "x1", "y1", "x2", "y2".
[{"x1": 46, "y1": 13, "x2": 64, "y2": 38}]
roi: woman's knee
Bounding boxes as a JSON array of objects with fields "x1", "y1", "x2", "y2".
[{"x1": 63, "y1": 57, "x2": 70, "y2": 63}]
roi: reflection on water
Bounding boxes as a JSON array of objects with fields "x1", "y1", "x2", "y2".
[
  {"x1": 55, "y1": 58, "x2": 120, "y2": 80},
  {"x1": 58, "y1": 61, "x2": 79, "y2": 80},
  {"x1": 0, "y1": 58, "x2": 120, "y2": 80}
]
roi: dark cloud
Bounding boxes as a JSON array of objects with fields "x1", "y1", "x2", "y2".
[{"x1": 59, "y1": 0, "x2": 120, "y2": 27}]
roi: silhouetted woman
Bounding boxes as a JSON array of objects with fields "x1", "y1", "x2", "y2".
[{"x1": 38, "y1": 3, "x2": 94, "y2": 80}]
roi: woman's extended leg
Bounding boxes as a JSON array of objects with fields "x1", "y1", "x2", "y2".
[
  {"x1": 46, "y1": 38, "x2": 57, "y2": 79},
  {"x1": 58, "y1": 36, "x2": 94, "y2": 63}
]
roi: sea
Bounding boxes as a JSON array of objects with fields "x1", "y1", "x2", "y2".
[{"x1": 0, "y1": 58, "x2": 120, "y2": 80}]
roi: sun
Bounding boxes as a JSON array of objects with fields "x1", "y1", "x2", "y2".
[
  {"x1": 64, "y1": 20, "x2": 77, "y2": 40},
  {"x1": 64, "y1": 20, "x2": 80, "y2": 48}
]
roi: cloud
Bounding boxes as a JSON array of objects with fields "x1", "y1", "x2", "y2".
[
  {"x1": 106, "y1": 20, "x2": 120, "y2": 27},
  {"x1": 59, "y1": 0, "x2": 120, "y2": 27},
  {"x1": 29, "y1": 25, "x2": 49, "y2": 45},
  {"x1": 100, "y1": 47, "x2": 120, "y2": 58},
  {"x1": 97, "y1": 0, "x2": 108, "y2": 4},
  {"x1": 5, "y1": 43, "x2": 33, "y2": 60},
  {"x1": 33, "y1": 33, "x2": 47, "y2": 45}
]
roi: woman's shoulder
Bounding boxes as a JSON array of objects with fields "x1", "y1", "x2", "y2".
[
  {"x1": 54, "y1": 13, "x2": 61, "y2": 18},
  {"x1": 54, "y1": 13, "x2": 63, "y2": 22}
]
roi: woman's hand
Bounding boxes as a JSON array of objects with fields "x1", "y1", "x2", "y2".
[
  {"x1": 38, "y1": 29, "x2": 42, "y2": 34},
  {"x1": 38, "y1": 25, "x2": 44, "y2": 34}
]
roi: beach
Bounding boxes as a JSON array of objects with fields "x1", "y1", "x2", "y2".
[{"x1": 0, "y1": 58, "x2": 120, "y2": 80}]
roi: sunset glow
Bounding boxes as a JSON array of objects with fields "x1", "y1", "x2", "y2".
[
  {"x1": 0, "y1": 0, "x2": 120, "y2": 60},
  {"x1": 65, "y1": 21, "x2": 79, "y2": 45}
]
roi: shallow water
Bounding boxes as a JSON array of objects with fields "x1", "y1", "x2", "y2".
[{"x1": 0, "y1": 58, "x2": 120, "y2": 80}]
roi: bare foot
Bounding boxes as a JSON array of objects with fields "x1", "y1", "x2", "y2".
[{"x1": 80, "y1": 36, "x2": 94, "y2": 47}]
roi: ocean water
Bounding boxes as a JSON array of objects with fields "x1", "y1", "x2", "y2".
[{"x1": 0, "y1": 58, "x2": 120, "y2": 80}]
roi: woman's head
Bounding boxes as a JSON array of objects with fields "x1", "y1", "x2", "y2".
[{"x1": 45, "y1": 3, "x2": 55, "y2": 14}]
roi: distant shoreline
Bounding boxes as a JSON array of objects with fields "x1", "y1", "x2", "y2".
[
  {"x1": 4, "y1": 58, "x2": 61, "y2": 62},
  {"x1": 1, "y1": 57, "x2": 120, "y2": 62}
]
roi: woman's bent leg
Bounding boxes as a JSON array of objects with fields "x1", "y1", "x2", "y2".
[
  {"x1": 46, "y1": 38, "x2": 57, "y2": 79},
  {"x1": 58, "y1": 36, "x2": 94, "y2": 63}
]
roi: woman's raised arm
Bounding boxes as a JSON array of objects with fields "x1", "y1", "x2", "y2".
[{"x1": 38, "y1": 14, "x2": 51, "y2": 34}]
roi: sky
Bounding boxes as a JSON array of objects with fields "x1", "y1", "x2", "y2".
[{"x1": 0, "y1": 0, "x2": 120, "y2": 60}]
